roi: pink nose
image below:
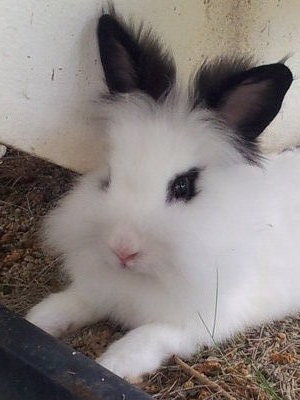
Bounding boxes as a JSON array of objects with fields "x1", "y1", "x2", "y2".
[{"x1": 113, "y1": 249, "x2": 139, "y2": 266}]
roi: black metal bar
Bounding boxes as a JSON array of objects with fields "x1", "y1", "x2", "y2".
[{"x1": 0, "y1": 304, "x2": 153, "y2": 400}]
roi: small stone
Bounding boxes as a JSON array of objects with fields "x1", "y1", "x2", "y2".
[{"x1": 183, "y1": 380, "x2": 194, "y2": 389}]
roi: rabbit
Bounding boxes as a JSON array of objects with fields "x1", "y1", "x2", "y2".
[{"x1": 26, "y1": 6, "x2": 299, "y2": 382}]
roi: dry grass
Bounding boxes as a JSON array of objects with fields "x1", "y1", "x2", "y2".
[{"x1": 0, "y1": 149, "x2": 299, "y2": 400}]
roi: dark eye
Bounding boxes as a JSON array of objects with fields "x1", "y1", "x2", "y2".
[
  {"x1": 167, "y1": 168, "x2": 200, "y2": 203},
  {"x1": 100, "y1": 177, "x2": 110, "y2": 191},
  {"x1": 173, "y1": 176, "x2": 190, "y2": 198}
]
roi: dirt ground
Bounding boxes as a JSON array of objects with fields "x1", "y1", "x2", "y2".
[{"x1": 0, "y1": 149, "x2": 299, "y2": 400}]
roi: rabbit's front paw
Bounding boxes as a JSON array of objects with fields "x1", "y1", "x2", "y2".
[
  {"x1": 99, "y1": 351, "x2": 144, "y2": 384},
  {"x1": 96, "y1": 324, "x2": 187, "y2": 381},
  {"x1": 26, "y1": 288, "x2": 100, "y2": 337},
  {"x1": 97, "y1": 342, "x2": 158, "y2": 383},
  {"x1": 26, "y1": 300, "x2": 67, "y2": 337},
  {"x1": 97, "y1": 352, "x2": 142, "y2": 382},
  {"x1": 26, "y1": 291, "x2": 78, "y2": 337}
]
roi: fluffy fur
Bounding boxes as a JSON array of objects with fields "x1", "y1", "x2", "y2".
[{"x1": 26, "y1": 8, "x2": 299, "y2": 381}]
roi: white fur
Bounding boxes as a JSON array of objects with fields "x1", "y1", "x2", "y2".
[{"x1": 27, "y1": 94, "x2": 300, "y2": 380}]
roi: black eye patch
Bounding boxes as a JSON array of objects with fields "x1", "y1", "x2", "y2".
[{"x1": 167, "y1": 168, "x2": 200, "y2": 203}]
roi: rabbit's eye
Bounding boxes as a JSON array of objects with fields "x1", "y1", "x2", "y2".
[
  {"x1": 167, "y1": 168, "x2": 200, "y2": 203},
  {"x1": 100, "y1": 177, "x2": 110, "y2": 191}
]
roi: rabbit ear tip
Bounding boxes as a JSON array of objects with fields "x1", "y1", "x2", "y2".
[{"x1": 97, "y1": 5, "x2": 176, "y2": 100}]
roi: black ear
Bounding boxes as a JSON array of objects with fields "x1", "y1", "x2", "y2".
[
  {"x1": 97, "y1": 9, "x2": 176, "y2": 100},
  {"x1": 192, "y1": 58, "x2": 293, "y2": 141}
]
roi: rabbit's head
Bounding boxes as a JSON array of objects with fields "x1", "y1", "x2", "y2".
[{"x1": 49, "y1": 9, "x2": 293, "y2": 279}]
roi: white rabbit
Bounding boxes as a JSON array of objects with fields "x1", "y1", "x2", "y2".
[{"x1": 27, "y1": 7, "x2": 299, "y2": 381}]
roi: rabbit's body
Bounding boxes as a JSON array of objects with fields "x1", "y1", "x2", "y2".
[{"x1": 27, "y1": 7, "x2": 299, "y2": 380}]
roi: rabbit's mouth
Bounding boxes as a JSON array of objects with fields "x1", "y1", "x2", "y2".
[
  {"x1": 111, "y1": 251, "x2": 158, "y2": 275},
  {"x1": 116, "y1": 254, "x2": 140, "y2": 271}
]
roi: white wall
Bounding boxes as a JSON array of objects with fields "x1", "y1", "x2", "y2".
[{"x1": 1, "y1": 0, "x2": 300, "y2": 172}]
